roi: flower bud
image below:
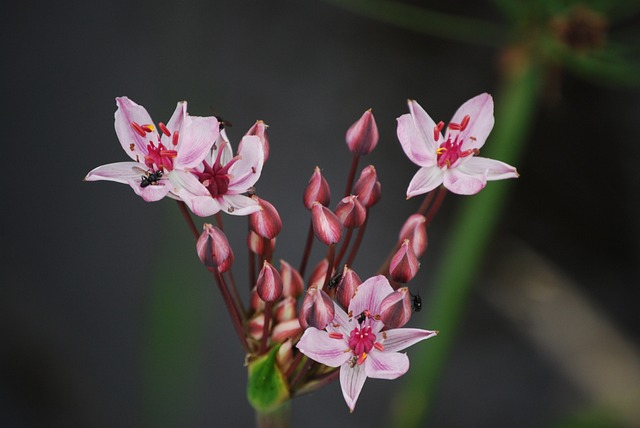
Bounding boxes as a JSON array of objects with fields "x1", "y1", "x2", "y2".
[
  {"x1": 335, "y1": 195, "x2": 367, "y2": 229},
  {"x1": 279, "y1": 260, "x2": 303, "y2": 298},
  {"x1": 248, "y1": 313, "x2": 267, "y2": 340},
  {"x1": 379, "y1": 287, "x2": 412, "y2": 328},
  {"x1": 335, "y1": 266, "x2": 362, "y2": 309},
  {"x1": 256, "y1": 261, "x2": 283, "y2": 302},
  {"x1": 353, "y1": 165, "x2": 381, "y2": 208},
  {"x1": 196, "y1": 224, "x2": 234, "y2": 273},
  {"x1": 304, "y1": 166, "x2": 330, "y2": 209},
  {"x1": 299, "y1": 285, "x2": 335, "y2": 329},
  {"x1": 389, "y1": 239, "x2": 420, "y2": 284},
  {"x1": 243, "y1": 120, "x2": 270, "y2": 162},
  {"x1": 247, "y1": 230, "x2": 276, "y2": 256},
  {"x1": 399, "y1": 214, "x2": 428, "y2": 258},
  {"x1": 250, "y1": 286, "x2": 266, "y2": 312},
  {"x1": 308, "y1": 258, "x2": 331, "y2": 288},
  {"x1": 311, "y1": 202, "x2": 343, "y2": 245},
  {"x1": 345, "y1": 109, "x2": 378, "y2": 155},
  {"x1": 276, "y1": 338, "x2": 294, "y2": 373},
  {"x1": 249, "y1": 196, "x2": 282, "y2": 239},
  {"x1": 271, "y1": 318, "x2": 303, "y2": 343},
  {"x1": 274, "y1": 296, "x2": 298, "y2": 322}
]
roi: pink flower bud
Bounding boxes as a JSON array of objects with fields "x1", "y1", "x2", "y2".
[
  {"x1": 274, "y1": 296, "x2": 298, "y2": 322},
  {"x1": 335, "y1": 195, "x2": 367, "y2": 229},
  {"x1": 248, "y1": 313, "x2": 267, "y2": 340},
  {"x1": 308, "y1": 258, "x2": 331, "y2": 288},
  {"x1": 353, "y1": 165, "x2": 381, "y2": 208},
  {"x1": 256, "y1": 261, "x2": 283, "y2": 302},
  {"x1": 276, "y1": 338, "x2": 294, "y2": 372},
  {"x1": 389, "y1": 239, "x2": 420, "y2": 284},
  {"x1": 311, "y1": 202, "x2": 343, "y2": 245},
  {"x1": 299, "y1": 285, "x2": 335, "y2": 330},
  {"x1": 398, "y1": 214, "x2": 428, "y2": 258},
  {"x1": 335, "y1": 266, "x2": 362, "y2": 309},
  {"x1": 279, "y1": 260, "x2": 303, "y2": 298},
  {"x1": 304, "y1": 166, "x2": 330, "y2": 209},
  {"x1": 243, "y1": 120, "x2": 270, "y2": 162},
  {"x1": 247, "y1": 230, "x2": 276, "y2": 256},
  {"x1": 345, "y1": 109, "x2": 379, "y2": 155},
  {"x1": 196, "y1": 224, "x2": 234, "y2": 273},
  {"x1": 250, "y1": 286, "x2": 266, "y2": 312},
  {"x1": 249, "y1": 196, "x2": 282, "y2": 239},
  {"x1": 271, "y1": 318, "x2": 303, "y2": 343},
  {"x1": 379, "y1": 287, "x2": 412, "y2": 328}
]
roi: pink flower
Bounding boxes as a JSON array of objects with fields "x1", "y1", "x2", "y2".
[
  {"x1": 397, "y1": 93, "x2": 518, "y2": 197},
  {"x1": 169, "y1": 128, "x2": 264, "y2": 216},
  {"x1": 296, "y1": 275, "x2": 437, "y2": 412},
  {"x1": 85, "y1": 97, "x2": 218, "y2": 202}
]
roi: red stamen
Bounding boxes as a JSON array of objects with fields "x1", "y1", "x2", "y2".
[
  {"x1": 448, "y1": 122, "x2": 461, "y2": 131},
  {"x1": 433, "y1": 121, "x2": 444, "y2": 141},
  {"x1": 172, "y1": 131, "x2": 179, "y2": 146},
  {"x1": 357, "y1": 352, "x2": 368, "y2": 365},
  {"x1": 131, "y1": 122, "x2": 146, "y2": 137},
  {"x1": 373, "y1": 342, "x2": 384, "y2": 351},
  {"x1": 329, "y1": 332, "x2": 343, "y2": 339},
  {"x1": 459, "y1": 115, "x2": 470, "y2": 131},
  {"x1": 141, "y1": 124, "x2": 155, "y2": 133},
  {"x1": 159, "y1": 122, "x2": 171, "y2": 136}
]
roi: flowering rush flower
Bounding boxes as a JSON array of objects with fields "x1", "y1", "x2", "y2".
[
  {"x1": 85, "y1": 97, "x2": 219, "y2": 202},
  {"x1": 397, "y1": 93, "x2": 518, "y2": 197},
  {"x1": 170, "y1": 129, "x2": 265, "y2": 216},
  {"x1": 296, "y1": 275, "x2": 437, "y2": 411}
]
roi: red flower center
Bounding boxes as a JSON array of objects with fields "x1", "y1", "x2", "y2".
[
  {"x1": 348, "y1": 325, "x2": 376, "y2": 357},
  {"x1": 434, "y1": 115, "x2": 479, "y2": 169},
  {"x1": 130, "y1": 121, "x2": 178, "y2": 172},
  {"x1": 195, "y1": 143, "x2": 240, "y2": 198}
]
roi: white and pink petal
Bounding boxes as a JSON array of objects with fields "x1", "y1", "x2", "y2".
[
  {"x1": 457, "y1": 156, "x2": 519, "y2": 181},
  {"x1": 364, "y1": 351, "x2": 409, "y2": 380},
  {"x1": 380, "y1": 328, "x2": 438, "y2": 353},
  {"x1": 174, "y1": 115, "x2": 220, "y2": 169},
  {"x1": 442, "y1": 168, "x2": 486, "y2": 195},
  {"x1": 340, "y1": 362, "x2": 367, "y2": 412},
  {"x1": 296, "y1": 328, "x2": 351, "y2": 367},
  {"x1": 406, "y1": 166, "x2": 443, "y2": 199},
  {"x1": 396, "y1": 112, "x2": 436, "y2": 167},
  {"x1": 447, "y1": 93, "x2": 494, "y2": 152},
  {"x1": 114, "y1": 97, "x2": 155, "y2": 161}
]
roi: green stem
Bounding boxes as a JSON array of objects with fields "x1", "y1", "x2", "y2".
[
  {"x1": 390, "y1": 62, "x2": 542, "y2": 428},
  {"x1": 255, "y1": 402, "x2": 291, "y2": 428}
]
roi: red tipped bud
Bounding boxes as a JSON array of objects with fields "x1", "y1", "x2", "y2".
[
  {"x1": 247, "y1": 230, "x2": 276, "y2": 256},
  {"x1": 379, "y1": 287, "x2": 412, "y2": 328},
  {"x1": 279, "y1": 260, "x2": 303, "y2": 298},
  {"x1": 249, "y1": 196, "x2": 282, "y2": 239},
  {"x1": 274, "y1": 296, "x2": 298, "y2": 322},
  {"x1": 345, "y1": 109, "x2": 379, "y2": 155},
  {"x1": 335, "y1": 195, "x2": 367, "y2": 229},
  {"x1": 399, "y1": 214, "x2": 428, "y2": 258},
  {"x1": 299, "y1": 285, "x2": 335, "y2": 329},
  {"x1": 271, "y1": 318, "x2": 303, "y2": 343},
  {"x1": 256, "y1": 261, "x2": 283, "y2": 302},
  {"x1": 304, "y1": 166, "x2": 330, "y2": 209},
  {"x1": 308, "y1": 258, "x2": 331, "y2": 288},
  {"x1": 196, "y1": 224, "x2": 234, "y2": 273},
  {"x1": 250, "y1": 286, "x2": 266, "y2": 312},
  {"x1": 389, "y1": 239, "x2": 420, "y2": 284},
  {"x1": 335, "y1": 266, "x2": 362, "y2": 309},
  {"x1": 311, "y1": 202, "x2": 343, "y2": 245},
  {"x1": 248, "y1": 313, "x2": 268, "y2": 340},
  {"x1": 276, "y1": 338, "x2": 294, "y2": 372},
  {"x1": 353, "y1": 165, "x2": 381, "y2": 207},
  {"x1": 243, "y1": 120, "x2": 270, "y2": 162}
]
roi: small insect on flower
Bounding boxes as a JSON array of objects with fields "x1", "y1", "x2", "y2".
[
  {"x1": 410, "y1": 292, "x2": 422, "y2": 312},
  {"x1": 214, "y1": 115, "x2": 233, "y2": 131},
  {"x1": 326, "y1": 266, "x2": 344, "y2": 291},
  {"x1": 140, "y1": 170, "x2": 164, "y2": 188}
]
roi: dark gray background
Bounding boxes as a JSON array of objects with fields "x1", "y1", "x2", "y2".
[{"x1": 3, "y1": 1, "x2": 639, "y2": 427}]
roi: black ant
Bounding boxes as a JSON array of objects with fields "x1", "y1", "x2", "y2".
[
  {"x1": 214, "y1": 115, "x2": 233, "y2": 131},
  {"x1": 410, "y1": 292, "x2": 422, "y2": 312},
  {"x1": 140, "y1": 170, "x2": 163, "y2": 188},
  {"x1": 326, "y1": 266, "x2": 344, "y2": 291}
]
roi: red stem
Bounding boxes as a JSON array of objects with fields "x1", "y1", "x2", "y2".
[
  {"x1": 343, "y1": 154, "x2": 360, "y2": 197},
  {"x1": 345, "y1": 212, "x2": 368, "y2": 268},
  {"x1": 176, "y1": 201, "x2": 199, "y2": 239},
  {"x1": 211, "y1": 269, "x2": 248, "y2": 353},
  {"x1": 298, "y1": 222, "x2": 315, "y2": 277},
  {"x1": 334, "y1": 228, "x2": 353, "y2": 267}
]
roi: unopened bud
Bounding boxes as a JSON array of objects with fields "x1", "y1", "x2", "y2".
[
  {"x1": 247, "y1": 230, "x2": 276, "y2": 256},
  {"x1": 335, "y1": 195, "x2": 367, "y2": 229},
  {"x1": 249, "y1": 196, "x2": 282, "y2": 239},
  {"x1": 308, "y1": 258, "x2": 330, "y2": 288},
  {"x1": 399, "y1": 214, "x2": 428, "y2": 258},
  {"x1": 335, "y1": 266, "x2": 362, "y2": 309},
  {"x1": 280, "y1": 260, "x2": 303, "y2": 298},
  {"x1": 248, "y1": 313, "x2": 267, "y2": 340},
  {"x1": 256, "y1": 261, "x2": 283, "y2": 302},
  {"x1": 242, "y1": 120, "x2": 270, "y2": 162},
  {"x1": 353, "y1": 165, "x2": 381, "y2": 208},
  {"x1": 311, "y1": 202, "x2": 343, "y2": 245},
  {"x1": 389, "y1": 239, "x2": 420, "y2": 284},
  {"x1": 274, "y1": 296, "x2": 298, "y2": 322},
  {"x1": 276, "y1": 338, "x2": 294, "y2": 373},
  {"x1": 304, "y1": 166, "x2": 330, "y2": 209},
  {"x1": 250, "y1": 286, "x2": 266, "y2": 312},
  {"x1": 271, "y1": 318, "x2": 303, "y2": 343},
  {"x1": 379, "y1": 287, "x2": 412, "y2": 328},
  {"x1": 299, "y1": 285, "x2": 335, "y2": 329},
  {"x1": 196, "y1": 224, "x2": 234, "y2": 273},
  {"x1": 345, "y1": 109, "x2": 378, "y2": 155}
]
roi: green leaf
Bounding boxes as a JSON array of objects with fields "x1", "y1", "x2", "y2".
[{"x1": 247, "y1": 346, "x2": 290, "y2": 413}]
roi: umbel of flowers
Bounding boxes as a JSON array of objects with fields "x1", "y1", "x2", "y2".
[{"x1": 86, "y1": 94, "x2": 517, "y2": 416}]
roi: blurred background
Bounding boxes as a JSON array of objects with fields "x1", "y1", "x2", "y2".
[{"x1": 2, "y1": 0, "x2": 639, "y2": 427}]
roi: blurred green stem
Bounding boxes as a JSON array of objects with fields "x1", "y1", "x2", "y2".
[{"x1": 390, "y1": 62, "x2": 542, "y2": 427}]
